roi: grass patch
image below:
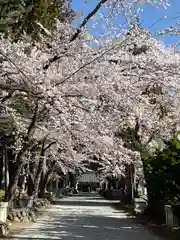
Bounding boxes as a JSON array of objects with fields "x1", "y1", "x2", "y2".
[{"x1": 0, "y1": 189, "x2": 5, "y2": 201}]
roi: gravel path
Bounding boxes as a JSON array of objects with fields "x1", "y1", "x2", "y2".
[{"x1": 10, "y1": 193, "x2": 162, "y2": 240}]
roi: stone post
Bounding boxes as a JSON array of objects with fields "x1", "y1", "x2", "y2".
[
  {"x1": 134, "y1": 198, "x2": 147, "y2": 214},
  {"x1": 0, "y1": 202, "x2": 8, "y2": 223},
  {"x1": 165, "y1": 205, "x2": 179, "y2": 229}
]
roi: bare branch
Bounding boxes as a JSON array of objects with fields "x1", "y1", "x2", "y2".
[
  {"x1": 44, "y1": 141, "x2": 57, "y2": 151},
  {"x1": 27, "y1": 101, "x2": 39, "y2": 135},
  {"x1": 70, "y1": 0, "x2": 108, "y2": 42},
  {"x1": 55, "y1": 36, "x2": 130, "y2": 86},
  {"x1": 43, "y1": 53, "x2": 65, "y2": 70},
  {"x1": 43, "y1": 0, "x2": 108, "y2": 70},
  {"x1": 1, "y1": 90, "x2": 15, "y2": 103}
]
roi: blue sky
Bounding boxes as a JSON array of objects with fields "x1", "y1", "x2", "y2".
[{"x1": 71, "y1": 0, "x2": 180, "y2": 46}]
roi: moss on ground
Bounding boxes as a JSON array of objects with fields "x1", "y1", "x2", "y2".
[{"x1": 0, "y1": 189, "x2": 5, "y2": 201}]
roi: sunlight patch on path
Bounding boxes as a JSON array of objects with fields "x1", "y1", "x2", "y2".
[{"x1": 11, "y1": 193, "x2": 162, "y2": 240}]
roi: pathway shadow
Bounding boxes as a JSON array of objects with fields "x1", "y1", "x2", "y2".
[
  {"x1": 54, "y1": 200, "x2": 116, "y2": 207},
  {"x1": 10, "y1": 214, "x2": 145, "y2": 240},
  {"x1": 10, "y1": 194, "x2": 157, "y2": 240}
]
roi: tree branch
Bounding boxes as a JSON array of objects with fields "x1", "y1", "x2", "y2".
[
  {"x1": 43, "y1": 0, "x2": 108, "y2": 70},
  {"x1": 55, "y1": 38, "x2": 129, "y2": 86},
  {"x1": 27, "y1": 101, "x2": 39, "y2": 135},
  {"x1": 1, "y1": 90, "x2": 15, "y2": 103},
  {"x1": 44, "y1": 141, "x2": 56, "y2": 151},
  {"x1": 134, "y1": 117, "x2": 140, "y2": 142},
  {"x1": 70, "y1": 0, "x2": 108, "y2": 42},
  {"x1": 43, "y1": 54, "x2": 65, "y2": 70}
]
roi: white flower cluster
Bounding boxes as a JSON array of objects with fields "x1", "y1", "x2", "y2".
[{"x1": 0, "y1": 1, "x2": 179, "y2": 180}]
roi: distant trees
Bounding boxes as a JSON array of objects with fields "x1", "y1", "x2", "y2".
[{"x1": 0, "y1": 0, "x2": 74, "y2": 40}]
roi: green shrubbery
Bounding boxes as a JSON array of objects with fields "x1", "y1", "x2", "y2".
[
  {"x1": 145, "y1": 134, "x2": 180, "y2": 218},
  {"x1": 0, "y1": 0, "x2": 74, "y2": 40},
  {"x1": 119, "y1": 125, "x2": 180, "y2": 220},
  {"x1": 0, "y1": 189, "x2": 5, "y2": 201}
]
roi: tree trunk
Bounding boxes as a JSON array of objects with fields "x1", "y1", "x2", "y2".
[
  {"x1": 29, "y1": 140, "x2": 55, "y2": 198},
  {"x1": 38, "y1": 160, "x2": 56, "y2": 198},
  {"x1": 38, "y1": 173, "x2": 46, "y2": 198},
  {"x1": 38, "y1": 170, "x2": 50, "y2": 198},
  {"x1": 39, "y1": 171, "x2": 53, "y2": 198},
  {"x1": 26, "y1": 157, "x2": 37, "y2": 196},
  {"x1": 7, "y1": 102, "x2": 40, "y2": 202},
  {"x1": 32, "y1": 157, "x2": 44, "y2": 197},
  {"x1": 27, "y1": 174, "x2": 34, "y2": 196},
  {"x1": 0, "y1": 158, "x2": 3, "y2": 189},
  {"x1": 20, "y1": 175, "x2": 27, "y2": 194},
  {"x1": 124, "y1": 164, "x2": 134, "y2": 203},
  {"x1": 8, "y1": 161, "x2": 22, "y2": 203},
  {"x1": 4, "y1": 146, "x2": 9, "y2": 201}
]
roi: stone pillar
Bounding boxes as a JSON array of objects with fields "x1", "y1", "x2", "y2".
[
  {"x1": 134, "y1": 198, "x2": 147, "y2": 214},
  {"x1": 0, "y1": 202, "x2": 8, "y2": 223},
  {"x1": 165, "y1": 205, "x2": 179, "y2": 229}
]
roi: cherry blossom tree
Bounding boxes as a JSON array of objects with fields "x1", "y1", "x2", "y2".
[{"x1": 0, "y1": 0, "x2": 178, "y2": 203}]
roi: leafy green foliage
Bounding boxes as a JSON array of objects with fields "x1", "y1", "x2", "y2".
[
  {"x1": 118, "y1": 125, "x2": 180, "y2": 218},
  {"x1": 0, "y1": 0, "x2": 74, "y2": 41},
  {"x1": 0, "y1": 189, "x2": 5, "y2": 201},
  {"x1": 0, "y1": 115, "x2": 16, "y2": 136},
  {"x1": 146, "y1": 135, "x2": 180, "y2": 217}
]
